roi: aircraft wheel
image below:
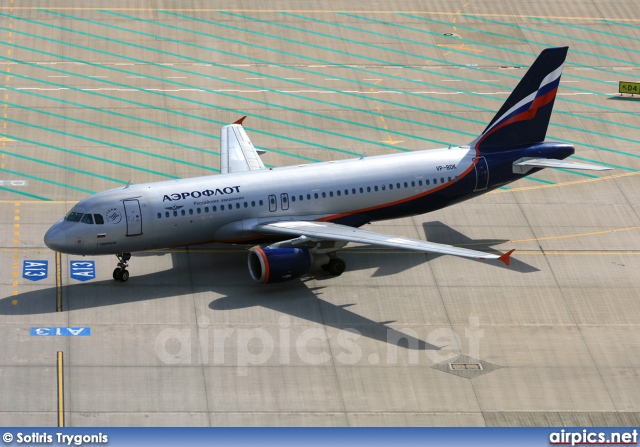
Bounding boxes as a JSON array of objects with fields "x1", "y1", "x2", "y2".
[
  {"x1": 113, "y1": 268, "x2": 121, "y2": 280},
  {"x1": 326, "y1": 258, "x2": 346, "y2": 276},
  {"x1": 119, "y1": 269, "x2": 130, "y2": 282}
]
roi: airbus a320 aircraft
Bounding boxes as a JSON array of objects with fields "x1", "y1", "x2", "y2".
[{"x1": 45, "y1": 47, "x2": 610, "y2": 283}]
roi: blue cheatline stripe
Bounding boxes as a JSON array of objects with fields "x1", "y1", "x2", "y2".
[
  {"x1": 3, "y1": 116, "x2": 208, "y2": 174},
  {"x1": 0, "y1": 167, "x2": 96, "y2": 195},
  {"x1": 7, "y1": 13, "x2": 443, "y2": 152},
  {"x1": 3, "y1": 70, "x2": 319, "y2": 164},
  {"x1": 3, "y1": 99, "x2": 220, "y2": 170},
  {"x1": 0, "y1": 185, "x2": 52, "y2": 201},
  {"x1": 3, "y1": 133, "x2": 179, "y2": 179}
]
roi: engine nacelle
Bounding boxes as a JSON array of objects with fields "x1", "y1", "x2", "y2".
[{"x1": 248, "y1": 247, "x2": 313, "y2": 284}]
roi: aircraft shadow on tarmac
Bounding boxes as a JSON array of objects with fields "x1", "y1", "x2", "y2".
[{"x1": 0, "y1": 221, "x2": 532, "y2": 350}]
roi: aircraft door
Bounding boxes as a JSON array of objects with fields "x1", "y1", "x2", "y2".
[
  {"x1": 268, "y1": 194, "x2": 277, "y2": 212},
  {"x1": 280, "y1": 193, "x2": 289, "y2": 210},
  {"x1": 123, "y1": 199, "x2": 143, "y2": 236},
  {"x1": 473, "y1": 157, "x2": 489, "y2": 191}
]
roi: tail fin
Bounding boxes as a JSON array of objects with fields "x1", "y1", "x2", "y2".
[{"x1": 469, "y1": 46, "x2": 568, "y2": 151}]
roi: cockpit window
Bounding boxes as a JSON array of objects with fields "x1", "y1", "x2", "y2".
[
  {"x1": 94, "y1": 214, "x2": 104, "y2": 225},
  {"x1": 65, "y1": 212, "x2": 83, "y2": 222},
  {"x1": 80, "y1": 214, "x2": 94, "y2": 224}
]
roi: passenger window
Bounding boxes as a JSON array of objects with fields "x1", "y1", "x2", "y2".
[
  {"x1": 389, "y1": 184, "x2": 393, "y2": 190},
  {"x1": 433, "y1": 179, "x2": 437, "y2": 184},
  {"x1": 244, "y1": 202, "x2": 248, "y2": 208},
  {"x1": 419, "y1": 180, "x2": 423, "y2": 186},
  {"x1": 367, "y1": 186, "x2": 371, "y2": 192},
  {"x1": 212, "y1": 206, "x2": 216, "y2": 212},
  {"x1": 298, "y1": 195, "x2": 303, "y2": 201},
  {"x1": 94, "y1": 214, "x2": 104, "y2": 224},
  {"x1": 236, "y1": 203, "x2": 240, "y2": 209},
  {"x1": 359, "y1": 187, "x2": 363, "y2": 193},
  {"x1": 81, "y1": 214, "x2": 94, "y2": 224},
  {"x1": 448, "y1": 177, "x2": 452, "y2": 182},
  {"x1": 220, "y1": 205, "x2": 225, "y2": 211},
  {"x1": 381, "y1": 185, "x2": 385, "y2": 191},
  {"x1": 411, "y1": 181, "x2": 415, "y2": 187},
  {"x1": 205, "y1": 207, "x2": 209, "y2": 212},
  {"x1": 157, "y1": 213, "x2": 161, "y2": 219},
  {"x1": 397, "y1": 183, "x2": 401, "y2": 189},
  {"x1": 374, "y1": 186, "x2": 378, "y2": 192},
  {"x1": 441, "y1": 177, "x2": 445, "y2": 183},
  {"x1": 337, "y1": 190, "x2": 341, "y2": 196},
  {"x1": 189, "y1": 209, "x2": 193, "y2": 215},
  {"x1": 173, "y1": 211, "x2": 178, "y2": 217},
  {"x1": 403, "y1": 182, "x2": 407, "y2": 188},
  {"x1": 197, "y1": 208, "x2": 201, "y2": 214},
  {"x1": 314, "y1": 193, "x2": 318, "y2": 199},
  {"x1": 165, "y1": 212, "x2": 170, "y2": 218},
  {"x1": 251, "y1": 201, "x2": 255, "y2": 207},
  {"x1": 259, "y1": 200, "x2": 264, "y2": 206},
  {"x1": 291, "y1": 196, "x2": 296, "y2": 202},
  {"x1": 181, "y1": 210, "x2": 186, "y2": 216},
  {"x1": 307, "y1": 194, "x2": 311, "y2": 200},
  {"x1": 322, "y1": 192, "x2": 326, "y2": 198},
  {"x1": 330, "y1": 191, "x2": 333, "y2": 197},
  {"x1": 344, "y1": 189, "x2": 348, "y2": 195},
  {"x1": 352, "y1": 188, "x2": 356, "y2": 194}
]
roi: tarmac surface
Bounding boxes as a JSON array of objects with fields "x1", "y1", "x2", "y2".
[{"x1": 0, "y1": 0, "x2": 639, "y2": 426}]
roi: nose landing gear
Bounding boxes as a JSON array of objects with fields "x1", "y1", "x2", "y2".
[{"x1": 113, "y1": 252, "x2": 131, "y2": 282}]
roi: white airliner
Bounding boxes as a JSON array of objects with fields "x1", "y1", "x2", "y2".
[{"x1": 45, "y1": 47, "x2": 610, "y2": 283}]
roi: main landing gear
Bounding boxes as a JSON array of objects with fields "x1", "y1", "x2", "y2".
[
  {"x1": 113, "y1": 252, "x2": 131, "y2": 282},
  {"x1": 321, "y1": 254, "x2": 346, "y2": 276}
]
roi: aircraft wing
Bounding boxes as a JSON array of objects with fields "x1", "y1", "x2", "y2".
[
  {"x1": 220, "y1": 117, "x2": 267, "y2": 174},
  {"x1": 513, "y1": 157, "x2": 612, "y2": 172},
  {"x1": 255, "y1": 220, "x2": 514, "y2": 265}
]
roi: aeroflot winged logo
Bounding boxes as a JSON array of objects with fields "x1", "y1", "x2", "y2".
[
  {"x1": 165, "y1": 205, "x2": 184, "y2": 211},
  {"x1": 163, "y1": 186, "x2": 241, "y2": 202}
]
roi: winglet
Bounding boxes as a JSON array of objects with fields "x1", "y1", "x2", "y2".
[
  {"x1": 233, "y1": 116, "x2": 247, "y2": 125},
  {"x1": 498, "y1": 249, "x2": 516, "y2": 266}
]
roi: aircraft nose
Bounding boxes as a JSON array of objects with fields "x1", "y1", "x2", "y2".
[{"x1": 44, "y1": 220, "x2": 66, "y2": 252}]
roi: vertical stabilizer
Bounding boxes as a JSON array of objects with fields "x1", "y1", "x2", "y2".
[{"x1": 469, "y1": 47, "x2": 568, "y2": 151}]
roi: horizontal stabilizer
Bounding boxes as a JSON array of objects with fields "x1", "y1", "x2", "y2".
[{"x1": 513, "y1": 157, "x2": 612, "y2": 174}]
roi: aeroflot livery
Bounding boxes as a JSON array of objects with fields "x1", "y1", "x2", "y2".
[{"x1": 45, "y1": 47, "x2": 610, "y2": 283}]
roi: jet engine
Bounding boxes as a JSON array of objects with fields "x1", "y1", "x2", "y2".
[{"x1": 248, "y1": 247, "x2": 314, "y2": 284}]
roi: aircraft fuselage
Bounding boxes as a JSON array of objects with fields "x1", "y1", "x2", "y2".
[{"x1": 44, "y1": 141, "x2": 574, "y2": 256}]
